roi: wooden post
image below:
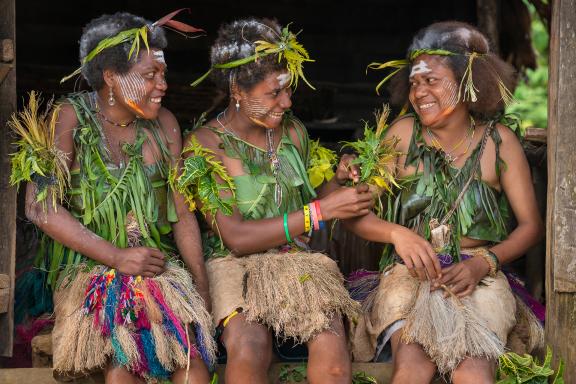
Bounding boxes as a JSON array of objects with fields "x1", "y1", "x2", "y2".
[
  {"x1": 0, "y1": 0, "x2": 16, "y2": 358},
  {"x1": 546, "y1": 0, "x2": 576, "y2": 380}
]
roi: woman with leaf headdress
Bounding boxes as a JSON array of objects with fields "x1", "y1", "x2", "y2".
[
  {"x1": 345, "y1": 21, "x2": 545, "y2": 382},
  {"x1": 178, "y1": 18, "x2": 372, "y2": 384},
  {"x1": 11, "y1": 12, "x2": 216, "y2": 382}
]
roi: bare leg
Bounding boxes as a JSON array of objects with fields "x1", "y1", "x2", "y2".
[
  {"x1": 306, "y1": 317, "x2": 351, "y2": 384},
  {"x1": 172, "y1": 353, "x2": 211, "y2": 384},
  {"x1": 390, "y1": 330, "x2": 436, "y2": 384},
  {"x1": 221, "y1": 313, "x2": 273, "y2": 384},
  {"x1": 452, "y1": 357, "x2": 495, "y2": 384},
  {"x1": 104, "y1": 365, "x2": 146, "y2": 384}
]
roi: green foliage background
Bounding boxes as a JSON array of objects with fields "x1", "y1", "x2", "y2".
[{"x1": 506, "y1": 2, "x2": 549, "y2": 129}]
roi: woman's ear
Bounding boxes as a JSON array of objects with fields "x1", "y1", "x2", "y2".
[
  {"x1": 230, "y1": 81, "x2": 243, "y2": 102},
  {"x1": 102, "y1": 69, "x2": 116, "y2": 88}
]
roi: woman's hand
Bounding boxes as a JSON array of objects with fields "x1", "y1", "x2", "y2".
[
  {"x1": 432, "y1": 256, "x2": 490, "y2": 298},
  {"x1": 390, "y1": 226, "x2": 441, "y2": 280},
  {"x1": 111, "y1": 246, "x2": 166, "y2": 277},
  {"x1": 319, "y1": 184, "x2": 373, "y2": 220},
  {"x1": 334, "y1": 153, "x2": 360, "y2": 185}
]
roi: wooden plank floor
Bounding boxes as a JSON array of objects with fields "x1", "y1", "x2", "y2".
[{"x1": 0, "y1": 363, "x2": 396, "y2": 383}]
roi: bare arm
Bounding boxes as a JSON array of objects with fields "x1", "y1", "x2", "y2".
[
  {"x1": 343, "y1": 118, "x2": 441, "y2": 280},
  {"x1": 157, "y1": 108, "x2": 210, "y2": 307},
  {"x1": 489, "y1": 124, "x2": 544, "y2": 264},
  {"x1": 26, "y1": 104, "x2": 165, "y2": 277}
]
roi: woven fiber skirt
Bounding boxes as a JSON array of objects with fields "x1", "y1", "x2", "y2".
[
  {"x1": 352, "y1": 262, "x2": 519, "y2": 374},
  {"x1": 207, "y1": 251, "x2": 360, "y2": 343},
  {"x1": 52, "y1": 262, "x2": 216, "y2": 381}
]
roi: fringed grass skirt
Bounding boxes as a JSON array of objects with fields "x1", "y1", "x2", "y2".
[
  {"x1": 207, "y1": 251, "x2": 360, "y2": 343},
  {"x1": 52, "y1": 262, "x2": 216, "y2": 381},
  {"x1": 352, "y1": 262, "x2": 542, "y2": 374}
]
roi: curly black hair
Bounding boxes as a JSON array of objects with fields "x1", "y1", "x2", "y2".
[
  {"x1": 209, "y1": 18, "x2": 287, "y2": 92},
  {"x1": 79, "y1": 12, "x2": 167, "y2": 90},
  {"x1": 389, "y1": 21, "x2": 517, "y2": 120}
]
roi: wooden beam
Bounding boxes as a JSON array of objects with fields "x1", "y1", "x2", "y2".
[
  {"x1": 0, "y1": 0, "x2": 16, "y2": 358},
  {"x1": 546, "y1": 0, "x2": 576, "y2": 379}
]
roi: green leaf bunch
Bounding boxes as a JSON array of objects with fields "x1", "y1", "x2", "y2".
[
  {"x1": 9, "y1": 91, "x2": 71, "y2": 212},
  {"x1": 341, "y1": 104, "x2": 401, "y2": 217},
  {"x1": 175, "y1": 136, "x2": 236, "y2": 219},
  {"x1": 307, "y1": 139, "x2": 337, "y2": 188},
  {"x1": 497, "y1": 347, "x2": 564, "y2": 384}
]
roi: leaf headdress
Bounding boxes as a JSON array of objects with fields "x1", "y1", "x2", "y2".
[
  {"x1": 367, "y1": 48, "x2": 514, "y2": 108},
  {"x1": 191, "y1": 22, "x2": 315, "y2": 89},
  {"x1": 61, "y1": 9, "x2": 204, "y2": 83}
]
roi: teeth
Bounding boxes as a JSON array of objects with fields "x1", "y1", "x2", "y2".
[
  {"x1": 419, "y1": 103, "x2": 435, "y2": 110},
  {"x1": 268, "y1": 111, "x2": 284, "y2": 119},
  {"x1": 150, "y1": 97, "x2": 162, "y2": 104}
]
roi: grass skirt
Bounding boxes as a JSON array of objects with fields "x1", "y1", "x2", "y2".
[
  {"x1": 351, "y1": 263, "x2": 530, "y2": 374},
  {"x1": 207, "y1": 251, "x2": 360, "y2": 343},
  {"x1": 52, "y1": 262, "x2": 216, "y2": 381}
]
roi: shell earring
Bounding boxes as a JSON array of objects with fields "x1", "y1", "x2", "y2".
[
  {"x1": 108, "y1": 87, "x2": 115, "y2": 106},
  {"x1": 235, "y1": 99, "x2": 240, "y2": 112}
]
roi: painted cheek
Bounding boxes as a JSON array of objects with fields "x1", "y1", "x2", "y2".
[
  {"x1": 244, "y1": 97, "x2": 270, "y2": 119},
  {"x1": 438, "y1": 78, "x2": 459, "y2": 109},
  {"x1": 116, "y1": 72, "x2": 147, "y2": 104}
]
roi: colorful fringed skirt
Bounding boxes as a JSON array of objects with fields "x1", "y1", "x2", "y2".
[
  {"x1": 51, "y1": 262, "x2": 216, "y2": 381},
  {"x1": 351, "y1": 249, "x2": 544, "y2": 374},
  {"x1": 207, "y1": 251, "x2": 360, "y2": 343}
]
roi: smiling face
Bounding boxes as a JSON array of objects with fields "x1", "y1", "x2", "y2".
[
  {"x1": 237, "y1": 70, "x2": 293, "y2": 129},
  {"x1": 112, "y1": 48, "x2": 167, "y2": 120},
  {"x1": 408, "y1": 55, "x2": 462, "y2": 127}
]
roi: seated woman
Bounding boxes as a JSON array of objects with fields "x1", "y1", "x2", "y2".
[
  {"x1": 179, "y1": 18, "x2": 373, "y2": 384},
  {"x1": 11, "y1": 12, "x2": 215, "y2": 383},
  {"x1": 346, "y1": 21, "x2": 544, "y2": 383}
]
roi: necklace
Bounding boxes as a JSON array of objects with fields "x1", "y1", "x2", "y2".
[
  {"x1": 266, "y1": 128, "x2": 283, "y2": 205},
  {"x1": 426, "y1": 116, "x2": 476, "y2": 163},
  {"x1": 94, "y1": 96, "x2": 136, "y2": 127},
  {"x1": 98, "y1": 111, "x2": 136, "y2": 127}
]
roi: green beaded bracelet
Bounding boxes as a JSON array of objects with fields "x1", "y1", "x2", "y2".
[{"x1": 283, "y1": 212, "x2": 292, "y2": 243}]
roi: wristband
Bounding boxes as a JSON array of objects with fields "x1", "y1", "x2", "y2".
[
  {"x1": 310, "y1": 201, "x2": 320, "y2": 231},
  {"x1": 313, "y1": 200, "x2": 325, "y2": 230},
  {"x1": 283, "y1": 212, "x2": 292, "y2": 243},
  {"x1": 303, "y1": 204, "x2": 311, "y2": 233}
]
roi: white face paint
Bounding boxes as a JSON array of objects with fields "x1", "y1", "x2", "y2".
[
  {"x1": 116, "y1": 72, "x2": 147, "y2": 104},
  {"x1": 410, "y1": 60, "x2": 432, "y2": 77},
  {"x1": 276, "y1": 73, "x2": 291, "y2": 88},
  {"x1": 153, "y1": 50, "x2": 166, "y2": 64}
]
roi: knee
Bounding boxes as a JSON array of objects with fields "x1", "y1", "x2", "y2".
[
  {"x1": 325, "y1": 364, "x2": 351, "y2": 381},
  {"x1": 225, "y1": 331, "x2": 272, "y2": 364},
  {"x1": 452, "y1": 366, "x2": 494, "y2": 384},
  {"x1": 392, "y1": 360, "x2": 435, "y2": 384}
]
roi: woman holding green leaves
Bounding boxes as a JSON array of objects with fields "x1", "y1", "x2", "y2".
[
  {"x1": 177, "y1": 18, "x2": 373, "y2": 384},
  {"x1": 347, "y1": 21, "x2": 544, "y2": 383},
  {"x1": 11, "y1": 12, "x2": 215, "y2": 383}
]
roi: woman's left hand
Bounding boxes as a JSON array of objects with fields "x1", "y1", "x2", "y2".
[
  {"x1": 334, "y1": 153, "x2": 360, "y2": 185},
  {"x1": 432, "y1": 256, "x2": 490, "y2": 298}
]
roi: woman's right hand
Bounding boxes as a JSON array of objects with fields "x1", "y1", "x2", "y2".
[
  {"x1": 318, "y1": 184, "x2": 374, "y2": 220},
  {"x1": 390, "y1": 225, "x2": 441, "y2": 280},
  {"x1": 111, "y1": 247, "x2": 166, "y2": 277}
]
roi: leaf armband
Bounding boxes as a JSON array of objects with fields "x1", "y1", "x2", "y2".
[
  {"x1": 307, "y1": 140, "x2": 337, "y2": 188},
  {"x1": 174, "y1": 136, "x2": 236, "y2": 219},
  {"x1": 9, "y1": 91, "x2": 70, "y2": 212}
]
